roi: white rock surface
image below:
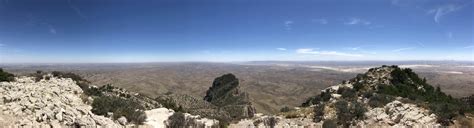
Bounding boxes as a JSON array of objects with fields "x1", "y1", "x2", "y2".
[
  {"x1": 364, "y1": 100, "x2": 439, "y2": 127},
  {"x1": 144, "y1": 108, "x2": 219, "y2": 128},
  {"x1": 0, "y1": 76, "x2": 122, "y2": 127},
  {"x1": 230, "y1": 115, "x2": 321, "y2": 128}
]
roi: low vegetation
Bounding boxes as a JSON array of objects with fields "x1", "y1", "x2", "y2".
[
  {"x1": 92, "y1": 95, "x2": 146, "y2": 124},
  {"x1": 51, "y1": 71, "x2": 148, "y2": 124},
  {"x1": 377, "y1": 66, "x2": 467, "y2": 125},
  {"x1": 334, "y1": 100, "x2": 367, "y2": 127},
  {"x1": 0, "y1": 68, "x2": 14, "y2": 82}
]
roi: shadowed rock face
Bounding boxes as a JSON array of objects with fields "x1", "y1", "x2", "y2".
[{"x1": 204, "y1": 73, "x2": 256, "y2": 119}]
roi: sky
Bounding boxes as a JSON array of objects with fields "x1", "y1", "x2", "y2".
[{"x1": 0, "y1": 0, "x2": 472, "y2": 63}]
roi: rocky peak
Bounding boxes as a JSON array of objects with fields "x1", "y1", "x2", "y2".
[
  {"x1": 203, "y1": 73, "x2": 256, "y2": 119},
  {"x1": 204, "y1": 73, "x2": 247, "y2": 106},
  {"x1": 300, "y1": 65, "x2": 460, "y2": 127}
]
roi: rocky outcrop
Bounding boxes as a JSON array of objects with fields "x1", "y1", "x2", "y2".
[
  {"x1": 230, "y1": 113, "x2": 320, "y2": 128},
  {"x1": 204, "y1": 73, "x2": 256, "y2": 119},
  {"x1": 156, "y1": 93, "x2": 232, "y2": 122},
  {"x1": 0, "y1": 75, "x2": 122, "y2": 127},
  {"x1": 364, "y1": 100, "x2": 438, "y2": 126},
  {"x1": 144, "y1": 107, "x2": 219, "y2": 127},
  {"x1": 298, "y1": 65, "x2": 452, "y2": 127}
]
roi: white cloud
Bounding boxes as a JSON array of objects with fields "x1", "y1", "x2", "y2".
[
  {"x1": 428, "y1": 5, "x2": 463, "y2": 23},
  {"x1": 284, "y1": 20, "x2": 293, "y2": 30},
  {"x1": 464, "y1": 45, "x2": 474, "y2": 48},
  {"x1": 392, "y1": 47, "x2": 415, "y2": 52},
  {"x1": 312, "y1": 19, "x2": 328, "y2": 24},
  {"x1": 296, "y1": 48, "x2": 363, "y2": 57},
  {"x1": 344, "y1": 18, "x2": 371, "y2": 25},
  {"x1": 346, "y1": 47, "x2": 361, "y2": 50},
  {"x1": 276, "y1": 48, "x2": 287, "y2": 51}
]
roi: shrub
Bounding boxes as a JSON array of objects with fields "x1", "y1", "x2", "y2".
[
  {"x1": 0, "y1": 68, "x2": 14, "y2": 82},
  {"x1": 156, "y1": 97, "x2": 185, "y2": 112},
  {"x1": 91, "y1": 95, "x2": 146, "y2": 124},
  {"x1": 351, "y1": 101, "x2": 366, "y2": 120},
  {"x1": 337, "y1": 87, "x2": 356, "y2": 99},
  {"x1": 52, "y1": 71, "x2": 87, "y2": 82},
  {"x1": 368, "y1": 94, "x2": 393, "y2": 108},
  {"x1": 334, "y1": 100, "x2": 367, "y2": 126},
  {"x1": 264, "y1": 117, "x2": 278, "y2": 128},
  {"x1": 280, "y1": 106, "x2": 291, "y2": 112},
  {"x1": 322, "y1": 119, "x2": 337, "y2": 128},
  {"x1": 313, "y1": 104, "x2": 325, "y2": 122},
  {"x1": 167, "y1": 112, "x2": 186, "y2": 128},
  {"x1": 353, "y1": 82, "x2": 364, "y2": 91},
  {"x1": 334, "y1": 100, "x2": 351, "y2": 126}
]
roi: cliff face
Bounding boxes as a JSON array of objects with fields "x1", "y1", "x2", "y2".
[{"x1": 204, "y1": 73, "x2": 256, "y2": 119}]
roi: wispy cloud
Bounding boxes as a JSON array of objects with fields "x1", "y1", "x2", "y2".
[
  {"x1": 0, "y1": 43, "x2": 3, "y2": 47},
  {"x1": 345, "y1": 46, "x2": 377, "y2": 54},
  {"x1": 447, "y1": 32, "x2": 453, "y2": 39},
  {"x1": 284, "y1": 20, "x2": 293, "y2": 30},
  {"x1": 346, "y1": 47, "x2": 361, "y2": 50},
  {"x1": 392, "y1": 47, "x2": 415, "y2": 52},
  {"x1": 48, "y1": 24, "x2": 57, "y2": 34},
  {"x1": 464, "y1": 45, "x2": 474, "y2": 49},
  {"x1": 344, "y1": 18, "x2": 371, "y2": 25},
  {"x1": 296, "y1": 48, "x2": 363, "y2": 57},
  {"x1": 417, "y1": 42, "x2": 425, "y2": 47},
  {"x1": 428, "y1": 5, "x2": 463, "y2": 23},
  {"x1": 276, "y1": 48, "x2": 287, "y2": 51},
  {"x1": 67, "y1": 0, "x2": 87, "y2": 19},
  {"x1": 312, "y1": 18, "x2": 328, "y2": 24}
]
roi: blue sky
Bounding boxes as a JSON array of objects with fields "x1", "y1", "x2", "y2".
[{"x1": 0, "y1": 0, "x2": 472, "y2": 63}]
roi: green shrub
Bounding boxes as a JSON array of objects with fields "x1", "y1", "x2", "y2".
[
  {"x1": 335, "y1": 100, "x2": 351, "y2": 126},
  {"x1": 0, "y1": 68, "x2": 15, "y2": 82},
  {"x1": 91, "y1": 95, "x2": 146, "y2": 124},
  {"x1": 337, "y1": 87, "x2": 356, "y2": 99},
  {"x1": 52, "y1": 71, "x2": 88, "y2": 82}
]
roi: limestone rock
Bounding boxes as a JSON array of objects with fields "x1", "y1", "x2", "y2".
[
  {"x1": 0, "y1": 76, "x2": 122, "y2": 127},
  {"x1": 118, "y1": 116, "x2": 128, "y2": 125},
  {"x1": 204, "y1": 73, "x2": 256, "y2": 119}
]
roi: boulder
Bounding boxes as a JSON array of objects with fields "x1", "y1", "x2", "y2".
[{"x1": 117, "y1": 116, "x2": 128, "y2": 125}]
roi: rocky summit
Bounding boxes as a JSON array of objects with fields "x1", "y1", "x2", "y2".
[
  {"x1": 204, "y1": 73, "x2": 256, "y2": 120},
  {"x1": 0, "y1": 75, "x2": 121, "y2": 127}
]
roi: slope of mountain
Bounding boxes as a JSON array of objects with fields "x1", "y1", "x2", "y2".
[
  {"x1": 302, "y1": 65, "x2": 470, "y2": 127},
  {"x1": 231, "y1": 65, "x2": 473, "y2": 127}
]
